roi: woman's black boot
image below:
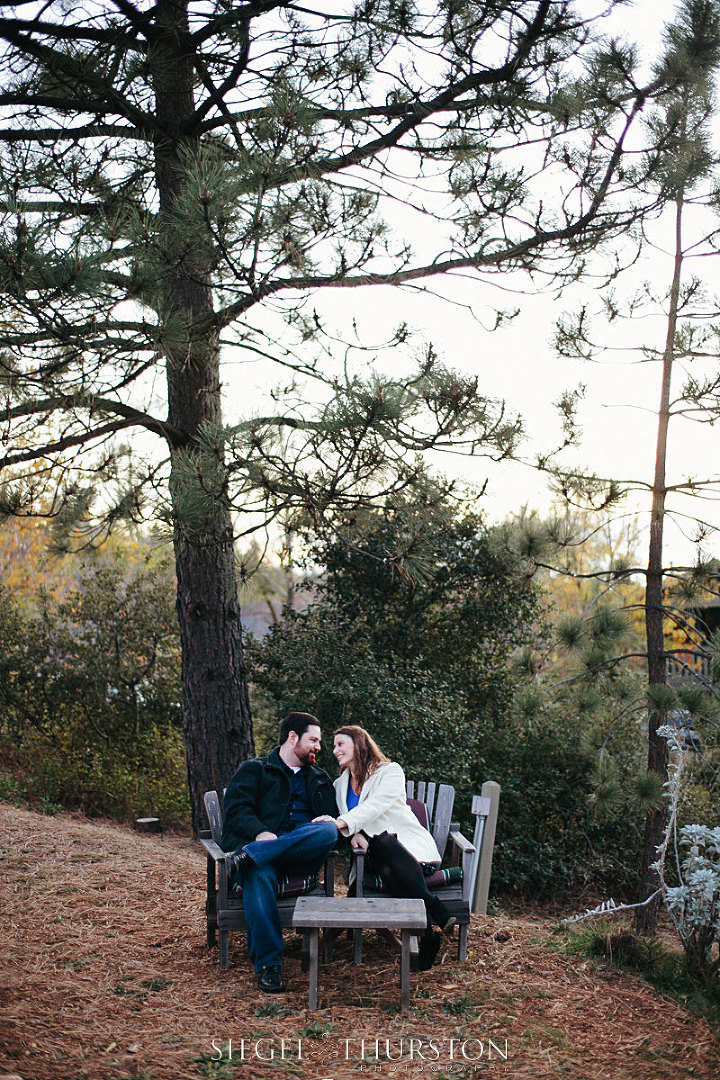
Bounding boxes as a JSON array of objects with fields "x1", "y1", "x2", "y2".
[
  {"x1": 417, "y1": 930, "x2": 442, "y2": 971},
  {"x1": 428, "y1": 897, "x2": 457, "y2": 935}
]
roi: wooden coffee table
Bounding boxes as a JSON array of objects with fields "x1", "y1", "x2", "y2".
[{"x1": 292, "y1": 896, "x2": 427, "y2": 1011}]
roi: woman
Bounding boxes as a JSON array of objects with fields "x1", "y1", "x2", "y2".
[{"x1": 315, "y1": 724, "x2": 456, "y2": 969}]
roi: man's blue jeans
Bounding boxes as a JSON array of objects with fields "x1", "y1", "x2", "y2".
[{"x1": 238, "y1": 820, "x2": 338, "y2": 972}]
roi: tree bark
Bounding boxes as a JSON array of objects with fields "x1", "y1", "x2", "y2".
[
  {"x1": 635, "y1": 192, "x2": 683, "y2": 934},
  {"x1": 152, "y1": 0, "x2": 253, "y2": 831}
]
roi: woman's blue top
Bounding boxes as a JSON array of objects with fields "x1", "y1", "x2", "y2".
[{"x1": 346, "y1": 784, "x2": 360, "y2": 810}]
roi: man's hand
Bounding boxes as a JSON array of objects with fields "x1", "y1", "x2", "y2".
[
  {"x1": 255, "y1": 831, "x2": 277, "y2": 842},
  {"x1": 350, "y1": 833, "x2": 369, "y2": 852}
]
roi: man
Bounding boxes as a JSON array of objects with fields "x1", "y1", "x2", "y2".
[{"x1": 220, "y1": 712, "x2": 338, "y2": 992}]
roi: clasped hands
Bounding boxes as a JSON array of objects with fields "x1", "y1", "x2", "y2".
[
  {"x1": 252, "y1": 818, "x2": 369, "y2": 852},
  {"x1": 252, "y1": 818, "x2": 368, "y2": 851},
  {"x1": 312, "y1": 814, "x2": 369, "y2": 851}
]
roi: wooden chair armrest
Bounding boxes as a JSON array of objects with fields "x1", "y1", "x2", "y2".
[
  {"x1": 448, "y1": 830, "x2": 475, "y2": 903},
  {"x1": 324, "y1": 851, "x2": 336, "y2": 896},
  {"x1": 199, "y1": 837, "x2": 228, "y2": 862},
  {"x1": 352, "y1": 850, "x2": 366, "y2": 897},
  {"x1": 199, "y1": 837, "x2": 233, "y2": 907},
  {"x1": 448, "y1": 829, "x2": 475, "y2": 854},
  {"x1": 202, "y1": 840, "x2": 336, "y2": 899}
]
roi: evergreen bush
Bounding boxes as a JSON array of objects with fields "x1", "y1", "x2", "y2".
[{"x1": 0, "y1": 544, "x2": 189, "y2": 827}]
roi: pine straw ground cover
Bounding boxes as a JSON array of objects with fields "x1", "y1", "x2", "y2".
[{"x1": 0, "y1": 804, "x2": 718, "y2": 1080}]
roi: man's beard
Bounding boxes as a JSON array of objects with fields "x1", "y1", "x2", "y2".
[{"x1": 296, "y1": 747, "x2": 317, "y2": 767}]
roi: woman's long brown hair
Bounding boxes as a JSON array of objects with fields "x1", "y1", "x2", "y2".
[{"x1": 334, "y1": 725, "x2": 389, "y2": 789}]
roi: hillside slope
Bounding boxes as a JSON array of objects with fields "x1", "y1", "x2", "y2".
[{"x1": 0, "y1": 803, "x2": 718, "y2": 1080}]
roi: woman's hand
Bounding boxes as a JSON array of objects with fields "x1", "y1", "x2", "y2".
[
  {"x1": 312, "y1": 814, "x2": 344, "y2": 828},
  {"x1": 351, "y1": 832, "x2": 369, "y2": 852}
]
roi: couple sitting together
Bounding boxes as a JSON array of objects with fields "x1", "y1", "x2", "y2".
[{"x1": 221, "y1": 711, "x2": 456, "y2": 992}]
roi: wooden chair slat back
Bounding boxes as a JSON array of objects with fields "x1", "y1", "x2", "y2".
[
  {"x1": 431, "y1": 784, "x2": 455, "y2": 859},
  {"x1": 406, "y1": 779, "x2": 455, "y2": 860},
  {"x1": 204, "y1": 790, "x2": 224, "y2": 846},
  {"x1": 425, "y1": 782, "x2": 437, "y2": 822}
]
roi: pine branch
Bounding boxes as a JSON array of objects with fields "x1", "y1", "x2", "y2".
[
  {"x1": 194, "y1": 82, "x2": 596, "y2": 138},
  {"x1": 190, "y1": 1, "x2": 300, "y2": 46},
  {"x1": 206, "y1": 84, "x2": 656, "y2": 333},
  {"x1": 191, "y1": 44, "x2": 250, "y2": 131},
  {"x1": 1, "y1": 420, "x2": 136, "y2": 467},
  {"x1": 1, "y1": 199, "x2": 126, "y2": 214},
  {"x1": 107, "y1": 0, "x2": 155, "y2": 43},
  {"x1": 0, "y1": 320, "x2": 158, "y2": 347},
  {"x1": 0, "y1": 16, "x2": 145, "y2": 48},
  {"x1": 0, "y1": 25, "x2": 158, "y2": 132},
  {"x1": 2, "y1": 396, "x2": 183, "y2": 446},
  {"x1": 532, "y1": 560, "x2": 647, "y2": 580},
  {"x1": 547, "y1": 653, "x2": 650, "y2": 688},
  {"x1": 0, "y1": 124, "x2": 149, "y2": 143},
  {"x1": 267, "y1": 1, "x2": 557, "y2": 190}
]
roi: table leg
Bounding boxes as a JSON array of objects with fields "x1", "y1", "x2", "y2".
[
  {"x1": 322, "y1": 928, "x2": 334, "y2": 964},
  {"x1": 308, "y1": 928, "x2": 319, "y2": 1010},
  {"x1": 400, "y1": 929, "x2": 411, "y2": 1012}
]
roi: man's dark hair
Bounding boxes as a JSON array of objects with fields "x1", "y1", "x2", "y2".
[{"x1": 279, "y1": 712, "x2": 320, "y2": 745}]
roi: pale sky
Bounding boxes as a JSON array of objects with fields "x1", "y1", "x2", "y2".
[
  {"x1": 332, "y1": 0, "x2": 719, "y2": 568},
  {"x1": 232, "y1": 0, "x2": 717, "y2": 568},
  {"x1": 453, "y1": 0, "x2": 720, "y2": 566}
]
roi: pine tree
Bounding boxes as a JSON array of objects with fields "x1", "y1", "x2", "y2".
[
  {"x1": 0, "y1": 1, "x2": 667, "y2": 827},
  {"x1": 535, "y1": 0, "x2": 720, "y2": 929}
]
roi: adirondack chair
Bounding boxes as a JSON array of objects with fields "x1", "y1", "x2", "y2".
[
  {"x1": 200, "y1": 790, "x2": 336, "y2": 969},
  {"x1": 352, "y1": 780, "x2": 489, "y2": 963}
]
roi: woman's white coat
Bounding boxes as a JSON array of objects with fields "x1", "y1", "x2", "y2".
[{"x1": 334, "y1": 760, "x2": 441, "y2": 865}]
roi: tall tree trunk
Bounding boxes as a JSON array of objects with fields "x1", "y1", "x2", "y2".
[
  {"x1": 635, "y1": 193, "x2": 683, "y2": 934},
  {"x1": 153, "y1": 0, "x2": 253, "y2": 831}
]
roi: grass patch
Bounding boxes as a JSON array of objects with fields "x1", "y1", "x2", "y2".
[
  {"x1": 442, "y1": 993, "x2": 479, "y2": 1018},
  {"x1": 254, "y1": 1000, "x2": 294, "y2": 1018},
  {"x1": 62, "y1": 958, "x2": 90, "y2": 971},
  {"x1": 555, "y1": 920, "x2": 720, "y2": 1028},
  {"x1": 39, "y1": 794, "x2": 63, "y2": 816},
  {"x1": 522, "y1": 1022, "x2": 570, "y2": 1050},
  {"x1": 297, "y1": 1020, "x2": 336, "y2": 1038},
  {"x1": 191, "y1": 1051, "x2": 237, "y2": 1078},
  {"x1": 140, "y1": 977, "x2": 172, "y2": 992}
]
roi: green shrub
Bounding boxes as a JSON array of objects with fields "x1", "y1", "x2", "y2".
[
  {"x1": 483, "y1": 708, "x2": 646, "y2": 897},
  {"x1": 250, "y1": 507, "x2": 654, "y2": 898},
  {"x1": 0, "y1": 723, "x2": 191, "y2": 827},
  {"x1": 0, "y1": 545, "x2": 190, "y2": 828}
]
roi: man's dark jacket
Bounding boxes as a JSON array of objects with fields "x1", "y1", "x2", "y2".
[{"x1": 220, "y1": 746, "x2": 337, "y2": 852}]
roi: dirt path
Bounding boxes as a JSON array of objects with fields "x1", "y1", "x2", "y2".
[{"x1": 0, "y1": 803, "x2": 718, "y2": 1080}]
